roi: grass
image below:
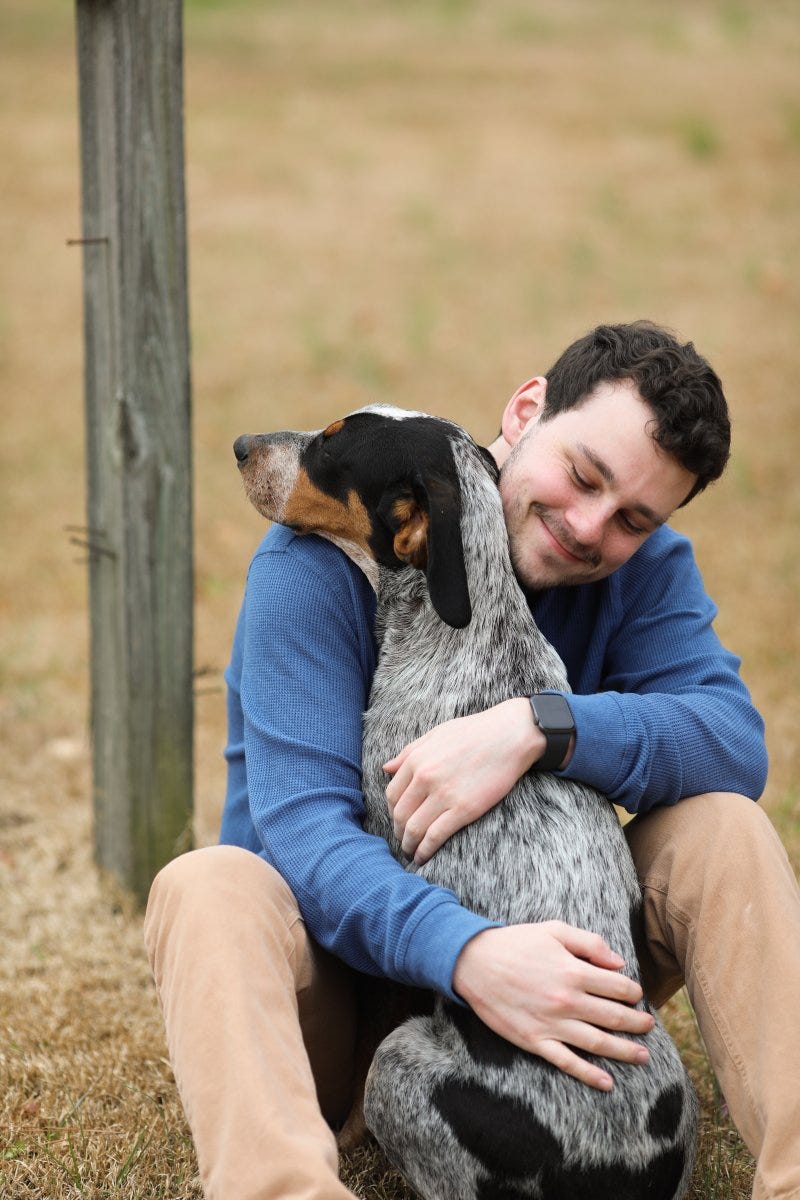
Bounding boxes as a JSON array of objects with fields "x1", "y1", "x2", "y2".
[{"x1": 2, "y1": 0, "x2": 799, "y2": 1195}]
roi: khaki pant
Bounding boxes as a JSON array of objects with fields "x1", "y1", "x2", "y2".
[{"x1": 144, "y1": 793, "x2": 800, "y2": 1200}]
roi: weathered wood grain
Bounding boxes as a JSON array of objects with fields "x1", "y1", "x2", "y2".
[{"x1": 75, "y1": 0, "x2": 193, "y2": 903}]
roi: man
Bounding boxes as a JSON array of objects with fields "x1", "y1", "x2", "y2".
[{"x1": 145, "y1": 322, "x2": 800, "y2": 1200}]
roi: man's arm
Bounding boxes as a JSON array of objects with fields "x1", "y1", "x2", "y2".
[
  {"x1": 230, "y1": 532, "x2": 494, "y2": 996},
  {"x1": 555, "y1": 527, "x2": 767, "y2": 811},
  {"x1": 386, "y1": 527, "x2": 767, "y2": 860}
]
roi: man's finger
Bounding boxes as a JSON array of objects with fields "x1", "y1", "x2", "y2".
[
  {"x1": 412, "y1": 812, "x2": 461, "y2": 865},
  {"x1": 385, "y1": 762, "x2": 415, "y2": 813},
  {"x1": 392, "y1": 780, "x2": 434, "y2": 838},
  {"x1": 559, "y1": 1019, "x2": 650, "y2": 1066},
  {"x1": 400, "y1": 817, "x2": 425, "y2": 859},
  {"x1": 384, "y1": 729, "x2": 432, "y2": 775},
  {"x1": 550, "y1": 922, "x2": 626, "y2": 969},
  {"x1": 399, "y1": 797, "x2": 445, "y2": 857},
  {"x1": 580, "y1": 963, "x2": 644, "y2": 1006},
  {"x1": 576, "y1": 994, "x2": 655, "y2": 1036},
  {"x1": 537, "y1": 1040, "x2": 614, "y2": 1092},
  {"x1": 383, "y1": 744, "x2": 413, "y2": 774}
]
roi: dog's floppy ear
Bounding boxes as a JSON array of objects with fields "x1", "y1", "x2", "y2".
[
  {"x1": 423, "y1": 474, "x2": 471, "y2": 628},
  {"x1": 378, "y1": 475, "x2": 471, "y2": 629}
]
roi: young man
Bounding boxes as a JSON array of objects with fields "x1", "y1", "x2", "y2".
[{"x1": 145, "y1": 322, "x2": 800, "y2": 1200}]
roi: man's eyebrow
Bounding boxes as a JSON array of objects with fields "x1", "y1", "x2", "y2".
[
  {"x1": 576, "y1": 443, "x2": 615, "y2": 485},
  {"x1": 575, "y1": 442, "x2": 667, "y2": 528}
]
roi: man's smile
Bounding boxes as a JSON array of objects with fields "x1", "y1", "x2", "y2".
[{"x1": 534, "y1": 506, "x2": 601, "y2": 569}]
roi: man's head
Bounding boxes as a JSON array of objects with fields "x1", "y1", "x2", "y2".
[{"x1": 490, "y1": 321, "x2": 730, "y2": 590}]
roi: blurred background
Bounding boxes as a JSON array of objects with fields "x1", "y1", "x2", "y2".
[{"x1": 1, "y1": 1, "x2": 798, "y2": 1195}]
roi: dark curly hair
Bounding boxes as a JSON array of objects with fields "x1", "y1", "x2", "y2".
[{"x1": 540, "y1": 321, "x2": 730, "y2": 505}]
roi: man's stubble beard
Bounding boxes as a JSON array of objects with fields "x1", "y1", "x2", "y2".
[
  {"x1": 507, "y1": 520, "x2": 604, "y2": 592},
  {"x1": 501, "y1": 474, "x2": 604, "y2": 592}
]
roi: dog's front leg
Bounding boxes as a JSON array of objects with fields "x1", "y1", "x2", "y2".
[{"x1": 337, "y1": 978, "x2": 433, "y2": 1152}]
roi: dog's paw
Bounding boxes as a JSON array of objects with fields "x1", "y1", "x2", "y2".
[{"x1": 336, "y1": 1105, "x2": 369, "y2": 1153}]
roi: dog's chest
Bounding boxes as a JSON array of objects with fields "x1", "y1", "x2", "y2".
[{"x1": 360, "y1": 597, "x2": 640, "y2": 931}]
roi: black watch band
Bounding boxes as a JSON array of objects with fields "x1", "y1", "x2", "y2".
[{"x1": 529, "y1": 694, "x2": 575, "y2": 771}]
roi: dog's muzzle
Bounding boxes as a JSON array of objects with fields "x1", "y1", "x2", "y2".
[{"x1": 233, "y1": 429, "x2": 311, "y2": 524}]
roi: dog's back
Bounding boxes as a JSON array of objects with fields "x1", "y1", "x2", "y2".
[{"x1": 361, "y1": 430, "x2": 697, "y2": 1200}]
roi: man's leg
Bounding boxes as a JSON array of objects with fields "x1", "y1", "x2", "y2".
[
  {"x1": 625, "y1": 793, "x2": 800, "y2": 1200},
  {"x1": 144, "y1": 845, "x2": 359, "y2": 1200}
]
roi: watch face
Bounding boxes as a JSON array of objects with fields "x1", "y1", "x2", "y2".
[{"x1": 532, "y1": 694, "x2": 574, "y2": 733}]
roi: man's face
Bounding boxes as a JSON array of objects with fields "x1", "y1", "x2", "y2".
[{"x1": 498, "y1": 379, "x2": 698, "y2": 589}]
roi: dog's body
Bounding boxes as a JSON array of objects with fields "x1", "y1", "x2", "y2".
[{"x1": 234, "y1": 406, "x2": 697, "y2": 1200}]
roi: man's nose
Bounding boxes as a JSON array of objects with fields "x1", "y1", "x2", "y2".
[{"x1": 565, "y1": 500, "x2": 608, "y2": 547}]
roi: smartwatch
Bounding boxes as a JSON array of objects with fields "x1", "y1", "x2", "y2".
[{"x1": 529, "y1": 693, "x2": 575, "y2": 771}]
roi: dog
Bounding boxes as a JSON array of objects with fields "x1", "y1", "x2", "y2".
[{"x1": 234, "y1": 405, "x2": 698, "y2": 1200}]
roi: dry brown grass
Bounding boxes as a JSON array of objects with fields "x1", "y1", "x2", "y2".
[{"x1": 1, "y1": 0, "x2": 798, "y2": 1195}]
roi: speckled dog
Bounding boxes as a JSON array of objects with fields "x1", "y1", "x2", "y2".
[{"x1": 234, "y1": 405, "x2": 697, "y2": 1200}]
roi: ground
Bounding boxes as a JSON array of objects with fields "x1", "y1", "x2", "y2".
[{"x1": 1, "y1": 0, "x2": 798, "y2": 1196}]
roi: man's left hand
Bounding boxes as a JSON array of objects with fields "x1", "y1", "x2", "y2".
[{"x1": 384, "y1": 698, "x2": 543, "y2": 864}]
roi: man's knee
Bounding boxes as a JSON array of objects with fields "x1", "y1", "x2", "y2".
[
  {"x1": 675, "y1": 790, "x2": 766, "y2": 835},
  {"x1": 147, "y1": 844, "x2": 261, "y2": 905},
  {"x1": 673, "y1": 792, "x2": 786, "y2": 877},
  {"x1": 147, "y1": 844, "x2": 252, "y2": 925},
  {"x1": 629, "y1": 794, "x2": 784, "y2": 1002},
  {"x1": 628, "y1": 792, "x2": 773, "y2": 877},
  {"x1": 144, "y1": 845, "x2": 299, "y2": 971}
]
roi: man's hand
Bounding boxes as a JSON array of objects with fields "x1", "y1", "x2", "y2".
[
  {"x1": 384, "y1": 698, "x2": 544, "y2": 863},
  {"x1": 452, "y1": 923, "x2": 655, "y2": 1091}
]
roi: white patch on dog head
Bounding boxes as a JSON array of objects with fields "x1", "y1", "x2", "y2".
[{"x1": 352, "y1": 403, "x2": 430, "y2": 422}]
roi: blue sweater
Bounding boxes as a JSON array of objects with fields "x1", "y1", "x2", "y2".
[{"x1": 220, "y1": 523, "x2": 767, "y2": 999}]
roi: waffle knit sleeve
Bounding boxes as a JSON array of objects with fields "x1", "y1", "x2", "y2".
[
  {"x1": 228, "y1": 529, "x2": 495, "y2": 996},
  {"x1": 555, "y1": 529, "x2": 767, "y2": 813}
]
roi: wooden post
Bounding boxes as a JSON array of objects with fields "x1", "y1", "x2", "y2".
[{"x1": 74, "y1": 0, "x2": 193, "y2": 904}]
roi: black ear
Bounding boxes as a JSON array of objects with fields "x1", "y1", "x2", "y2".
[
  {"x1": 423, "y1": 474, "x2": 471, "y2": 628},
  {"x1": 377, "y1": 474, "x2": 471, "y2": 629}
]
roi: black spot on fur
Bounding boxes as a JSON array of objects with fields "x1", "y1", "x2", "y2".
[
  {"x1": 476, "y1": 1182, "x2": 529, "y2": 1200},
  {"x1": 444, "y1": 1002, "x2": 523, "y2": 1069},
  {"x1": 629, "y1": 897, "x2": 646, "y2": 958},
  {"x1": 432, "y1": 1078, "x2": 561, "y2": 1179},
  {"x1": 648, "y1": 1082, "x2": 684, "y2": 1141},
  {"x1": 433, "y1": 1077, "x2": 687, "y2": 1200},
  {"x1": 538, "y1": 1145, "x2": 686, "y2": 1200}
]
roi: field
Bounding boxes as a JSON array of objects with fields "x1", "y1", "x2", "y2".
[{"x1": 1, "y1": 0, "x2": 799, "y2": 1196}]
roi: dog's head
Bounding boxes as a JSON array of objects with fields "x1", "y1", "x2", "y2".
[{"x1": 233, "y1": 405, "x2": 494, "y2": 628}]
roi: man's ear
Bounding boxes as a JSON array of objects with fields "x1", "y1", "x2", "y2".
[{"x1": 501, "y1": 376, "x2": 547, "y2": 448}]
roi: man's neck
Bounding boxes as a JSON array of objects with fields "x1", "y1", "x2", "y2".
[{"x1": 487, "y1": 433, "x2": 509, "y2": 470}]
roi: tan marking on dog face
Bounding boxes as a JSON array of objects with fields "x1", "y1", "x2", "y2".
[
  {"x1": 238, "y1": 438, "x2": 302, "y2": 523},
  {"x1": 282, "y1": 468, "x2": 373, "y2": 549},
  {"x1": 323, "y1": 419, "x2": 345, "y2": 439},
  {"x1": 392, "y1": 497, "x2": 429, "y2": 569}
]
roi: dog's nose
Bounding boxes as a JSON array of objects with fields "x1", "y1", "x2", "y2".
[{"x1": 233, "y1": 435, "x2": 251, "y2": 464}]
